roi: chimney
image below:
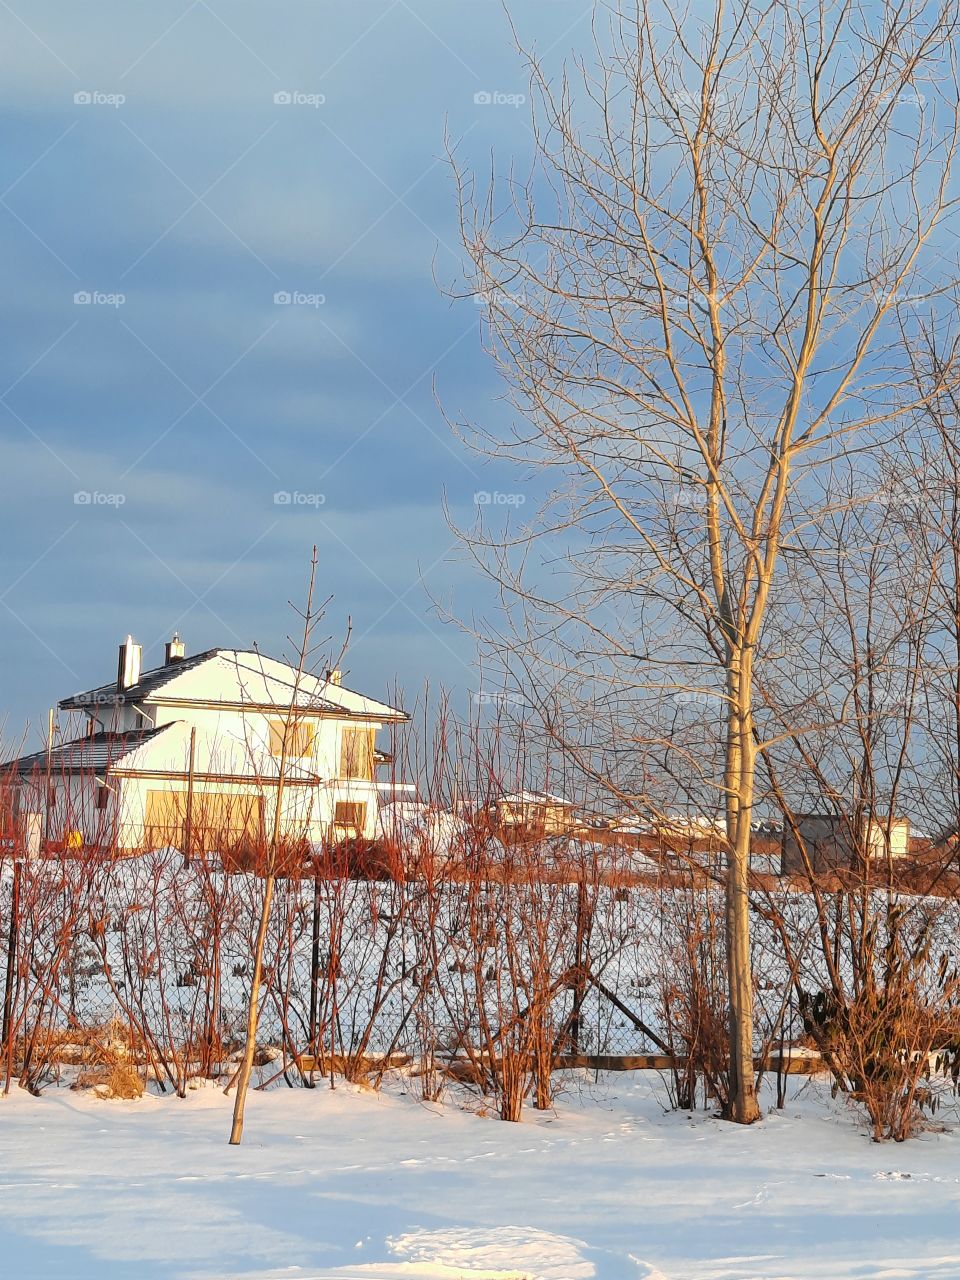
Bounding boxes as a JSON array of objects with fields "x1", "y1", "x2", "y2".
[
  {"x1": 326, "y1": 667, "x2": 342, "y2": 686},
  {"x1": 117, "y1": 635, "x2": 142, "y2": 691},
  {"x1": 164, "y1": 633, "x2": 185, "y2": 664}
]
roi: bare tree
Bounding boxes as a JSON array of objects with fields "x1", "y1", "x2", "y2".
[
  {"x1": 451, "y1": 0, "x2": 960, "y2": 1121},
  {"x1": 229, "y1": 549, "x2": 335, "y2": 1144}
]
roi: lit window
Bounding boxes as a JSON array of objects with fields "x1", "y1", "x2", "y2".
[
  {"x1": 333, "y1": 801, "x2": 366, "y2": 837},
  {"x1": 339, "y1": 727, "x2": 374, "y2": 780},
  {"x1": 268, "y1": 719, "x2": 315, "y2": 758}
]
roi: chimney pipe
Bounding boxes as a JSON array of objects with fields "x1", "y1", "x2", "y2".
[
  {"x1": 165, "y1": 633, "x2": 185, "y2": 664},
  {"x1": 117, "y1": 635, "x2": 142, "y2": 692}
]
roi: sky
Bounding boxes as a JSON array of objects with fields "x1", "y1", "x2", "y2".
[{"x1": 0, "y1": 0, "x2": 592, "y2": 745}]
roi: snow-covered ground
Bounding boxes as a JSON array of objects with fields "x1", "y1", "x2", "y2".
[{"x1": 2, "y1": 1074, "x2": 960, "y2": 1280}]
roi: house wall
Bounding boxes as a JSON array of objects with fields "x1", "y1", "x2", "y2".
[
  {"x1": 781, "y1": 815, "x2": 911, "y2": 874},
  {"x1": 497, "y1": 800, "x2": 576, "y2": 835},
  {"x1": 15, "y1": 773, "x2": 120, "y2": 850},
  {"x1": 115, "y1": 775, "x2": 382, "y2": 850},
  {"x1": 106, "y1": 711, "x2": 384, "y2": 849}
]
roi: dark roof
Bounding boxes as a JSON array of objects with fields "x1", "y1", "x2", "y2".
[
  {"x1": 4, "y1": 727, "x2": 169, "y2": 776},
  {"x1": 59, "y1": 649, "x2": 222, "y2": 710}
]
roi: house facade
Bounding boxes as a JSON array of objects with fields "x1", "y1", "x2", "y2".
[
  {"x1": 7, "y1": 634, "x2": 407, "y2": 854},
  {"x1": 493, "y1": 790, "x2": 578, "y2": 837},
  {"x1": 780, "y1": 812, "x2": 911, "y2": 875}
]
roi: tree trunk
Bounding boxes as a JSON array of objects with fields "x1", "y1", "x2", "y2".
[
  {"x1": 724, "y1": 646, "x2": 761, "y2": 1123},
  {"x1": 228, "y1": 872, "x2": 275, "y2": 1144}
]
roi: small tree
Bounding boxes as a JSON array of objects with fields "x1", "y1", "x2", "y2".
[{"x1": 229, "y1": 549, "x2": 343, "y2": 1144}]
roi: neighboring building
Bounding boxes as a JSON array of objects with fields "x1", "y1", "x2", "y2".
[
  {"x1": 750, "y1": 821, "x2": 783, "y2": 875},
  {"x1": 493, "y1": 790, "x2": 578, "y2": 836},
  {"x1": 781, "y1": 812, "x2": 910, "y2": 875},
  {"x1": 5, "y1": 634, "x2": 407, "y2": 854}
]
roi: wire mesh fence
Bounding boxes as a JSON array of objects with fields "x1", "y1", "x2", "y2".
[{"x1": 3, "y1": 847, "x2": 957, "y2": 1120}]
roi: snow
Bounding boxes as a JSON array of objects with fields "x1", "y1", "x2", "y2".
[{"x1": 2, "y1": 1075, "x2": 960, "y2": 1279}]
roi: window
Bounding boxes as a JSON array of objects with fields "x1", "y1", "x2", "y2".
[
  {"x1": 0, "y1": 785, "x2": 18, "y2": 838},
  {"x1": 96, "y1": 784, "x2": 110, "y2": 811},
  {"x1": 268, "y1": 718, "x2": 315, "y2": 758},
  {"x1": 333, "y1": 801, "x2": 367, "y2": 838},
  {"x1": 339, "y1": 727, "x2": 375, "y2": 780},
  {"x1": 144, "y1": 790, "x2": 264, "y2": 850}
]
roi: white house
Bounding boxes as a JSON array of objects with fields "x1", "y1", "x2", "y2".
[{"x1": 7, "y1": 634, "x2": 407, "y2": 854}]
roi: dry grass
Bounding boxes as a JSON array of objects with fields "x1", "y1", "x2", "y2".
[
  {"x1": 35, "y1": 1016, "x2": 148, "y2": 1067},
  {"x1": 73, "y1": 1061, "x2": 144, "y2": 1099},
  {"x1": 62, "y1": 1016, "x2": 146, "y2": 1098}
]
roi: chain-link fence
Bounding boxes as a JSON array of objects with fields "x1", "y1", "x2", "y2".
[{"x1": 2, "y1": 850, "x2": 956, "y2": 1113}]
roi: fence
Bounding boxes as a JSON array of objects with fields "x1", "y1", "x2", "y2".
[{"x1": 2, "y1": 847, "x2": 957, "y2": 1124}]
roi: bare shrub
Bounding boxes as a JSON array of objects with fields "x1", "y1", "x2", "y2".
[
  {"x1": 658, "y1": 880, "x2": 730, "y2": 1113},
  {"x1": 797, "y1": 902, "x2": 960, "y2": 1141}
]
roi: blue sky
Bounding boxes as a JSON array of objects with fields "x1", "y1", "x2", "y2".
[{"x1": 0, "y1": 1, "x2": 591, "y2": 742}]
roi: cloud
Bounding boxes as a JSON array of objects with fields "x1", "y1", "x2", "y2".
[{"x1": 0, "y1": 0, "x2": 577, "y2": 729}]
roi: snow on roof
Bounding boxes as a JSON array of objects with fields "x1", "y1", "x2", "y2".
[
  {"x1": 60, "y1": 649, "x2": 406, "y2": 721},
  {"x1": 498, "y1": 790, "x2": 575, "y2": 807}
]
